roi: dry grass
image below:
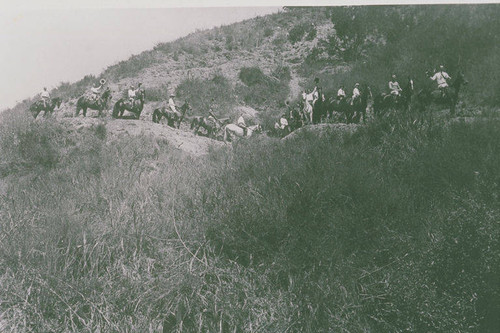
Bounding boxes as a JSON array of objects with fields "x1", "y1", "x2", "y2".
[{"x1": 1, "y1": 108, "x2": 499, "y2": 331}]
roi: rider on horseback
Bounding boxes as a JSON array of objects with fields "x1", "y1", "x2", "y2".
[
  {"x1": 237, "y1": 114, "x2": 248, "y2": 136},
  {"x1": 128, "y1": 83, "x2": 142, "y2": 106},
  {"x1": 91, "y1": 79, "x2": 106, "y2": 102},
  {"x1": 351, "y1": 83, "x2": 361, "y2": 105},
  {"x1": 40, "y1": 87, "x2": 50, "y2": 108},
  {"x1": 128, "y1": 85, "x2": 136, "y2": 105},
  {"x1": 275, "y1": 113, "x2": 289, "y2": 134},
  {"x1": 430, "y1": 65, "x2": 451, "y2": 98},
  {"x1": 389, "y1": 75, "x2": 402, "y2": 97},
  {"x1": 337, "y1": 85, "x2": 346, "y2": 100},
  {"x1": 312, "y1": 77, "x2": 321, "y2": 104},
  {"x1": 168, "y1": 93, "x2": 181, "y2": 117}
]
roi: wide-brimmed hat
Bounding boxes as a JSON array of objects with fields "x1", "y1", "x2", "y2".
[
  {"x1": 355, "y1": 83, "x2": 360, "y2": 86},
  {"x1": 99, "y1": 79, "x2": 106, "y2": 85}
]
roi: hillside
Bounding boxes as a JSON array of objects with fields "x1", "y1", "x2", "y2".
[
  {"x1": 8, "y1": 5, "x2": 499, "y2": 126},
  {"x1": 1, "y1": 5, "x2": 500, "y2": 333}
]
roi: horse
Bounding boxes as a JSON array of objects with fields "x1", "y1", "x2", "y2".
[
  {"x1": 330, "y1": 97, "x2": 349, "y2": 122},
  {"x1": 191, "y1": 115, "x2": 230, "y2": 139},
  {"x1": 338, "y1": 85, "x2": 370, "y2": 124},
  {"x1": 312, "y1": 93, "x2": 328, "y2": 124},
  {"x1": 112, "y1": 89, "x2": 146, "y2": 119},
  {"x1": 223, "y1": 124, "x2": 262, "y2": 142},
  {"x1": 152, "y1": 102, "x2": 191, "y2": 129},
  {"x1": 372, "y1": 83, "x2": 412, "y2": 118},
  {"x1": 75, "y1": 88, "x2": 112, "y2": 117},
  {"x1": 29, "y1": 97, "x2": 62, "y2": 118},
  {"x1": 415, "y1": 70, "x2": 466, "y2": 116},
  {"x1": 289, "y1": 104, "x2": 304, "y2": 131}
]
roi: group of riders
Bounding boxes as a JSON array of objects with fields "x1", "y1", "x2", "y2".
[
  {"x1": 36, "y1": 64, "x2": 455, "y2": 138},
  {"x1": 273, "y1": 64, "x2": 454, "y2": 135}
]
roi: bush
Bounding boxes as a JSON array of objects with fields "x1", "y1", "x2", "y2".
[
  {"x1": 288, "y1": 22, "x2": 316, "y2": 44},
  {"x1": 176, "y1": 75, "x2": 237, "y2": 117},
  {"x1": 239, "y1": 67, "x2": 268, "y2": 86},
  {"x1": 145, "y1": 84, "x2": 170, "y2": 102},
  {"x1": 0, "y1": 111, "x2": 65, "y2": 175},
  {"x1": 237, "y1": 67, "x2": 290, "y2": 110}
]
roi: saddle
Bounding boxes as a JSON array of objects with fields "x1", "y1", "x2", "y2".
[
  {"x1": 383, "y1": 93, "x2": 400, "y2": 104},
  {"x1": 239, "y1": 125, "x2": 248, "y2": 136},
  {"x1": 125, "y1": 99, "x2": 138, "y2": 109}
]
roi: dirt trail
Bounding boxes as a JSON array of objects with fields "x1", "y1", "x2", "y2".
[
  {"x1": 288, "y1": 69, "x2": 303, "y2": 101},
  {"x1": 59, "y1": 118, "x2": 225, "y2": 156}
]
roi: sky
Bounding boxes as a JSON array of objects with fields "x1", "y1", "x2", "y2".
[
  {"x1": 0, "y1": 5, "x2": 281, "y2": 110},
  {"x1": 1, "y1": 0, "x2": 494, "y2": 110}
]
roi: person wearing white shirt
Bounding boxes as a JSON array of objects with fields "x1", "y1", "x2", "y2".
[
  {"x1": 337, "y1": 86, "x2": 346, "y2": 100},
  {"x1": 388, "y1": 75, "x2": 402, "y2": 96},
  {"x1": 128, "y1": 85, "x2": 136, "y2": 103},
  {"x1": 237, "y1": 114, "x2": 247, "y2": 136},
  {"x1": 168, "y1": 94, "x2": 178, "y2": 114},
  {"x1": 351, "y1": 83, "x2": 361, "y2": 106},
  {"x1": 40, "y1": 87, "x2": 50, "y2": 107},
  {"x1": 431, "y1": 65, "x2": 451, "y2": 93}
]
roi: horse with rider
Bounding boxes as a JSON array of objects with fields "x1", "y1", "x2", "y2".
[
  {"x1": 112, "y1": 83, "x2": 146, "y2": 119},
  {"x1": 415, "y1": 65, "x2": 467, "y2": 116},
  {"x1": 223, "y1": 114, "x2": 262, "y2": 142},
  {"x1": 29, "y1": 87, "x2": 62, "y2": 118},
  {"x1": 152, "y1": 93, "x2": 191, "y2": 129},
  {"x1": 75, "y1": 79, "x2": 112, "y2": 117}
]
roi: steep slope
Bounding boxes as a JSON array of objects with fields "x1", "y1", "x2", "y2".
[{"x1": 8, "y1": 6, "x2": 500, "y2": 125}]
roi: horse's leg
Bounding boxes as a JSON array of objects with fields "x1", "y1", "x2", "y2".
[
  {"x1": 83, "y1": 107, "x2": 87, "y2": 117},
  {"x1": 449, "y1": 97, "x2": 456, "y2": 117}
]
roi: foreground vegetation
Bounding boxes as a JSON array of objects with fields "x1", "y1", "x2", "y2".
[{"x1": 0, "y1": 107, "x2": 498, "y2": 332}]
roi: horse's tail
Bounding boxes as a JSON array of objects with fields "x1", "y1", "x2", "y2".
[
  {"x1": 152, "y1": 109, "x2": 162, "y2": 123},
  {"x1": 29, "y1": 103, "x2": 39, "y2": 118},
  {"x1": 190, "y1": 117, "x2": 200, "y2": 130},
  {"x1": 178, "y1": 113, "x2": 185, "y2": 129},
  {"x1": 75, "y1": 96, "x2": 84, "y2": 116}
]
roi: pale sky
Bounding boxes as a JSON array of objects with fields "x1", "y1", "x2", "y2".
[
  {"x1": 0, "y1": 5, "x2": 281, "y2": 110},
  {"x1": 0, "y1": 0, "x2": 492, "y2": 110}
]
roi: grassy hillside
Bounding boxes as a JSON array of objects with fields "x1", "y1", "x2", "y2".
[
  {"x1": 1, "y1": 106, "x2": 499, "y2": 332},
  {"x1": 1, "y1": 5, "x2": 500, "y2": 332},
  {"x1": 7, "y1": 5, "x2": 500, "y2": 121}
]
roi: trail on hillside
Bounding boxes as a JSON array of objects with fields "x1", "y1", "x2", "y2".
[
  {"x1": 288, "y1": 70, "x2": 303, "y2": 101},
  {"x1": 59, "y1": 118, "x2": 224, "y2": 156}
]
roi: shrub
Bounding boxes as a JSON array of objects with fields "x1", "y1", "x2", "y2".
[
  {"x1": 176, "y1": 75, "x2": 237, "y2": 117},
  {"x1": 0, "y1": 111, "x2": 65, "y2": 175},
  {"x1": 238, "y1": 67, "x2": 268, "y2": 86},
  {"x1": 288, "y1": 22, "x2": 316, "y2": 44},
  {"x1": 237, "y1": 67, "x2": 290, "y2": 109}
]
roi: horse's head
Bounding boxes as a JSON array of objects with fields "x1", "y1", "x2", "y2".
[
  {"x1": 53, "y1": 97, "x2": 62, "y2": 108},
  {"x1": 137, "y1": 89, "x2": 146, "y2": 101},
  {"x1": 181, "y1": 101, "x2": 191, "y2": 113},
  {"x1": 101, "y1": 88, "x2": 111, "y2": 100},
  {"x1": 250, "y1": 124, "x2": 262, "y2": 133},
  {"x1": 452, "y1": 71, "x2": 467, "y2": 89}
]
